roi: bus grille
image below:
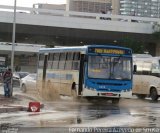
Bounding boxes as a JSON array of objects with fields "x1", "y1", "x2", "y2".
[{"x1": 96, "y1": 82, "x2": 126, "y2": 86}]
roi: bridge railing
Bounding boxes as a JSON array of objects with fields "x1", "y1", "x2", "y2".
[
  {"x1": 0, "y1": 42, "x2": 45, "y2": 47},
  {"x1": 0, "y1": 42, "x2": 46, "y2": 53},
  {"x1": 0, "y1": 5, "x2": 160, "y2": 31}
]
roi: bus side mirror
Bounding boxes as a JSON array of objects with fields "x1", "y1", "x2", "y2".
[{"x1": 133, "y1": 65, "x2": 137, "y2": 73}]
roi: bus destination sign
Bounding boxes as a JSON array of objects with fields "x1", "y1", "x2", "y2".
[{"x1": 88, "y1": 47, "x2": 130, "y2": 55}]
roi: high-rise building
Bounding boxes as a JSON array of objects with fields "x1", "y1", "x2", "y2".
[
  {"x1": 66, "y1": 0, "x2": 120, "y2": 15},
  {"x1": 32, "y1": 0, "x2": 120, "y2": 15},
  {"x1": 119, "y1": 0, "x2": 160, "y2": 18},
  {"x1": 33, "y1": 3, "x2": 66, "y2": 10},
  {"x1": 32, "y1": 3, "x2": 66, "y2": 15},
  {"x1": 32, "y1": 0, "x2": 160, "y2": 18}
]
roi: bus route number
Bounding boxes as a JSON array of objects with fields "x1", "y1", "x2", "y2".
[{"x1": 95, "y1": 48, "x2": 125, "y2": 55}]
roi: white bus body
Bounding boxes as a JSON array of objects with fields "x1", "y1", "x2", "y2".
[{"x1": 133, "y1": 56, "x2": 160, "y2": 101}]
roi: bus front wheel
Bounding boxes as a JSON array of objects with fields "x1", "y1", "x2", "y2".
[
  {"x1": 150, "y1": 88, "x2": 158, "y2": 101},
  {"x1": 71, "y1": 83, "x2": 78, "y2": 100}
]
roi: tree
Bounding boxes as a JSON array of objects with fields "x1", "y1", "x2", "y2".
[
  {"x1": 152, "y1": 22, "x2": 160, "y2": 40},
  {"x1": 120, "y1": 37, "x2": 145, "y2": 53}
]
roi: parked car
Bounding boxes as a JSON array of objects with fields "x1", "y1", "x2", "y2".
[
  {"x1": 13, "y1": 72, "x2": 29, "y2": 87},
  {"x1": 20, "y1": 73, "x2": 37, "y2": 93}
]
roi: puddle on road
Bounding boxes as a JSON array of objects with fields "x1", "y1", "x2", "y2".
[
  {"x1": 34, "y1": 102, "x2": 121, "y2": 127},
  {"x1": 1, "y1": 97, "x2": 160, "y2": 128},
  {"x1": 120, "y1": 99, "x2": 160, "y2": 127},
  {"x1": 0, "y1": 101, "x2": 121, "y2": 127}
]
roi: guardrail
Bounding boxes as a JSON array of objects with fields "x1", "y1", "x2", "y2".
[
  {"x1": 0, "y1": 42, "x2": 45, "y2": 48},
  {"x1": 0, "y1": 42, "x2": 46, "y2": 53}
]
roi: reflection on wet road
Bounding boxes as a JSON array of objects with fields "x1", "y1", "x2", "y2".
[{"x1": 0, "y1": 97, "x2": 160, "y2": 128}]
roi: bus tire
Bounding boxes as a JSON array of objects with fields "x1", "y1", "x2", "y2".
[
  {"x1": 150, "y1": 88, "x2": 158, "y2": 101},
  {"x1": 71, "y1": 83, "x2": 78, "y2": 99},
  {"x1": 136, "y1": 94, "x2": 146, "y2": 99},
  {"x1": 112, "y1": 98, "x2": 120, "y2": 104}
]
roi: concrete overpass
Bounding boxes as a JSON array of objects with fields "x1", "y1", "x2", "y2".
[
  {"x1": 0, "y1": 5, "x2": 160, "y2": 55},
  {"x1": 0, "y1": 42, "x2": 45, "y2": 55}
]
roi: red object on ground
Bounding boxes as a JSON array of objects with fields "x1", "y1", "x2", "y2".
[{"x1": 28, "y1": 102, "x2": 40, "y2": 112}]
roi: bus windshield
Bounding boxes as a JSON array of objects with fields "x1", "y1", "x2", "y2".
[
  {"x1": 150, "y1": 59, "x2": 160, "y2": 76},
  {"x1": 88, "y1": 55, "x2": 132, "y2": 80}
]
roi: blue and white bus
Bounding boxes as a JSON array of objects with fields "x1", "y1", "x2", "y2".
[{"x1": 37, "y1": 45, "x2": 133, "y2": 103}]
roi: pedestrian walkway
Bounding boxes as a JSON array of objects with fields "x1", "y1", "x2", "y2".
[
  {"x1": 0, "y1": 82, "x2": 44, "y2": 113},
  {"x1": 0, "y1": 94, "x2": 15, "y2": 105},
  {"x1": 0, "y1": 86, "x2": 41, "y2": 112},
  {"x1": 0, "y1": 94, "x2": 28, "y2": 113}
]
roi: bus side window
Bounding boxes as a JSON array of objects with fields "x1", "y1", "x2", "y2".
[
  {"x1": 142, "y1": 62, "x2": 151, "y2": 75},
  {"x1": 65, "y1": 52, "x2": 73, "y2": 70},
  {"x1": 53, "y1": 53, "x2": 60, "y2": 69},
  {"x1": 72, "y1": 52, "x2": 80, "y2": 70},
  {"x1": 48, "y1": 53, "x2": 54, "y2": 69},
  {"x1": 59, "y1": 53, "x2": 67, "y2": 70}
]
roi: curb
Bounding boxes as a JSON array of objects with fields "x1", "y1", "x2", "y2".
[
  {"x1": 0, "y1": 104, "x2": 44, "y2": 113},
  {"x1": 0, "y1": 94, "x2": 44, "y2": 113}
]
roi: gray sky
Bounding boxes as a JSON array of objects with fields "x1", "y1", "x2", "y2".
[{"x1": 0, "y1": 0, "x2": 66, "y2": 7}]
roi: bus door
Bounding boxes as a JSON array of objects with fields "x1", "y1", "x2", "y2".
[
  {"x1": 78, "y1": 54, "x2": 85, "y2": 95},
  {"x1": 37, "y1": 53, "x2": 48, "y2": 99},
  {"x1": 133, "y1": 61, "x2": 142, "y2": 94},
  {"x1": 42, "y1": 54, "x2": 48, "y2": 95},
  {"x1": 141, "y1": 62, "x2": 152, "y2": 94}
]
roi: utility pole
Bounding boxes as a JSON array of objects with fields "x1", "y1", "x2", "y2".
[{"x1": 11, "y1": 0, "x2": 17, "y2": 96}]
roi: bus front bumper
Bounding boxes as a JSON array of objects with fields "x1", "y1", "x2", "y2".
[{"x1": 82, "y1": 88, "x2": 121, "y2": 98}]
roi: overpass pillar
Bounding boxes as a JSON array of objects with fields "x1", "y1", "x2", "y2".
[
  {"x1": 66, "y1": 0, "x2": 69, "y2": 11},
  {"x1": 156, "y1": 43, "x2": 160, "y2": 56}
]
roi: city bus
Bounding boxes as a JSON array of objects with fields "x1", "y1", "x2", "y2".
[
  {"x1": 132, "y1": 55, "x2": 160, "y2": 101},
  {"x1": 37, "y1": 45, "x2": 133, "y2": 103}
]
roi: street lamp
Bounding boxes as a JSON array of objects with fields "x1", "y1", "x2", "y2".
[{"x1": 11, "y1": 0, "x2": 17, "y2": 96}]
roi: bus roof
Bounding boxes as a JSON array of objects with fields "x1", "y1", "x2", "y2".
[
  {"x1": 133, "y1": 56, "x2": 160, "y2": 64},
  {"x1": 39, "y1": 45, "x2": 132, "y2": 54},
  {"x1": 39, "y1": 46, "x2": 88, "y2": 53},
  {"x1": 133, "y1": 54, "x2": 152, "y2": 58}
]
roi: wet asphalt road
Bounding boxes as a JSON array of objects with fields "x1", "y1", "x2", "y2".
[{"x1": 0, "y1": 87, "x2": 160, "y2": 133}]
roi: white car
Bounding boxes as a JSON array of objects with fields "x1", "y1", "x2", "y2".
[
  {"x1": 20, "y1": 73, "x2": 36, "y2": 93},
  {"x1": 13, "y1": 72, "x2": 29, "y2": 87}
]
